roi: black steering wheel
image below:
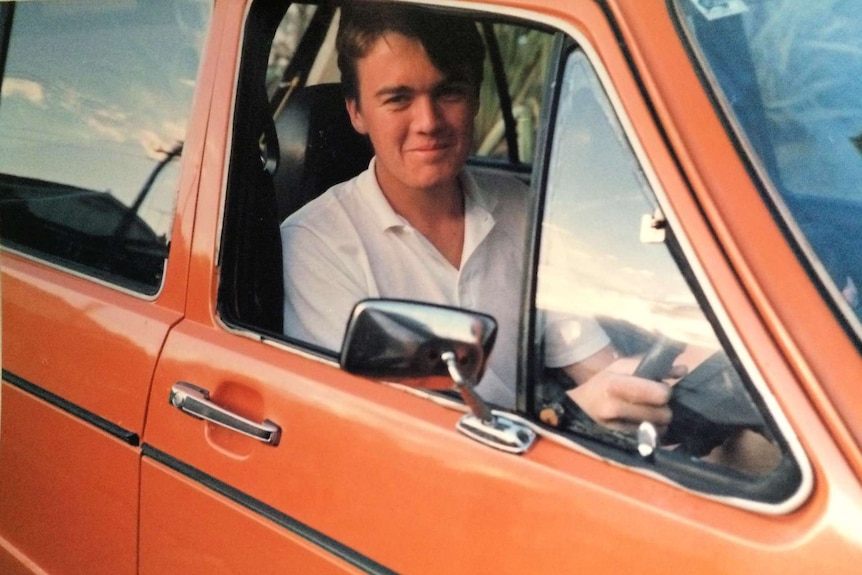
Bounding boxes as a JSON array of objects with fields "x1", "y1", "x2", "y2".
[{"x1": 633, "y1": 337, "x2": 768, "y2": 456}]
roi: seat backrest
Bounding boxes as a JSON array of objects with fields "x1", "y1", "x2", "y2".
[{"x1": 273, "y1": 83, "x2": 374, "y2": 223}]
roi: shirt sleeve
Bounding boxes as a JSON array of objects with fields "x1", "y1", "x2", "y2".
[
  {"x1": 542, "y1": 311, "x2": 611, "y2": 368},
  {"x1": 281, "y1": 223, "x2": 370, "y2": 352}
]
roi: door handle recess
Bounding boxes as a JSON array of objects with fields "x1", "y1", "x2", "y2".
[{"x1": 169, "y1": 382, "x2": 282, "y2": 446}]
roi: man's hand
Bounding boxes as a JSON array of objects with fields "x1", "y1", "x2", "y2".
[
  {"x1": 562, "y1": 346, "x2": 679, "y2": 434},
  {"x1": 566, "y1": 362, "x2": 673, "y2": 434}
]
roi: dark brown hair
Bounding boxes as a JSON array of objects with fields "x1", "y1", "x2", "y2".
[{"x1": 336, "y1": 2, "x2": 485, "y2": 103}]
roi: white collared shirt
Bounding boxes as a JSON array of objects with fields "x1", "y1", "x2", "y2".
[{"x1": 281, "y1": 158, "x2": 608, "y2": 407}]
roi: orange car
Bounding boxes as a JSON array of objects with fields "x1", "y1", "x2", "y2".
[{"x1": 2, "y1": 0, "x2": 861, "y2": 573}]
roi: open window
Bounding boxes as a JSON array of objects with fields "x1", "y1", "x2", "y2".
[{"x1": 218, "y1": 0, "x2": 552, "y2": 335}]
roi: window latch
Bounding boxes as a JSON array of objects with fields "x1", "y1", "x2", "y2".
[{"x1": 640, "y1": 209, "x2": 667, "y2": 244}]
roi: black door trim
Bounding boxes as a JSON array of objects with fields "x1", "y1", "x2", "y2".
[
  {"x1": 2, "y1": 369, "x2": 140, "y2": 445},
  {"x1": 142, "y1": 444, "x2": 400, "y2": 575}
]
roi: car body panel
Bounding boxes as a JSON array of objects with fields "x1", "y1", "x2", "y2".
[
  {"x1": 1, "y1": 255, "x2": 181, "y2": 430},
  {"x1": 139, "y1": 457, "x2": 375, "y2": 575},
  {"x1": 0, "y1": 384, "x2": 140, "y2": 575},
  {"x1": 0, "y1": 248, "x2": 181, "y2": 575},
  {"x1": 142, "y1": 321, "x2": 857, "y2": 574}
]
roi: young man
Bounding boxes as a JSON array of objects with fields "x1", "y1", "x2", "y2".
[{"x1": 281, "y1": 2, "x2": 673, "y2": 433}]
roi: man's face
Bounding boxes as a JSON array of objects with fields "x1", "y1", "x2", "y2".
[{"x1": 346, "y1": 33, "x2": 478, "y2": 197}]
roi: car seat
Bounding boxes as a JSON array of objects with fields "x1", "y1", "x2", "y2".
[{"x1": 273, "y1": 83, "x2": 374, "y2": 223}]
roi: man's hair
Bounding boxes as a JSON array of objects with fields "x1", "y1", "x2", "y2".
[{"x1": 336, "y1": 2, "x2": 486, "y2": 103}]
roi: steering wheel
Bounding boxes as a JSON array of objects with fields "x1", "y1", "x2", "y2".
[{"x1": 633, "y1": 337, "x2": 768, "y2": 456}]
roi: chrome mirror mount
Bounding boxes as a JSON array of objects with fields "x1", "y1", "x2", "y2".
[
  {"x1": 441, "y1": 351, "x2": 536, "y2": 455},
  {"x1": 441, "y1": 350, "x2": 493, "y2": 423}
]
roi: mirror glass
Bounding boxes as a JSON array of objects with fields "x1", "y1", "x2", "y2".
[{"x1": 340, "y1": 299, "x2": 497, "y2": 390}]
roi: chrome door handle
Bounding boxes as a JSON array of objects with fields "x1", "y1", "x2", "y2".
[{"x1": 169, "y1": 382, "x2": 282, "y2": 446}]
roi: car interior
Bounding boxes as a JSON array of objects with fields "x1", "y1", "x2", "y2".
[
  {"x1": 218, "y1": 0, "x2": 534, "y2": 341},
  {"x1": 272, "y1": 83, "x2": 374, "y2": 224}
]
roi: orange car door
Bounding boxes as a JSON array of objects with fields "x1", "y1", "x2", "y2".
[{"x1": 137, "y1": 3, "x2": 592, "y2": 573}]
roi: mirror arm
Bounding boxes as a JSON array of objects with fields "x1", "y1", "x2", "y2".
[{"x1": 441, "y1": 351, "x2": 494, "y2": 422}]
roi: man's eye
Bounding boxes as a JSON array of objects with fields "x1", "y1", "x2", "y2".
[{"x1": 384, "y1": 94, "x2": 410, "y2": 107}]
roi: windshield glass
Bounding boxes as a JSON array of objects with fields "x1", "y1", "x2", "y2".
[{"x1": 674, "y1": 0, "x2": 862, "y2": 327}]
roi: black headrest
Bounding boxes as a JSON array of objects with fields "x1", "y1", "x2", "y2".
[{"x1": 273, "y1": 83, "x2": 374, "y2": 223}]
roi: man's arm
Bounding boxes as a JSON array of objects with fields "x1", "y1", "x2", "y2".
[{"x1": 281, "y1": 223, "x2": 370, "y2": 352}]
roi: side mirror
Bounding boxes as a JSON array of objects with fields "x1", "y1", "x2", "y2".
[
  {"x1": 340, "y1": 298, "x2": 496, "y2": 388},
  {"x1": 340, "y1": 299, "x2": 536, "y2": 454}
]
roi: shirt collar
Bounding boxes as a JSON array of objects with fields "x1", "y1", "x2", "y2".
[
  {"x1": 358, "y1": 157, "x2": 405, "y2": 231},
  {"x1": 460, "y1": 168, "x2": 498, "y2": 216},
  {"x1": 460, "y1": 169, "x2": 497, "y2": 262},
  {"x1": 359, "y1": 156, "x2": 499, "y2": 233}
]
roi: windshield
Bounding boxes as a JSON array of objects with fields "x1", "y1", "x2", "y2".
[{"x1": 674, "y1": 0, "x2": 862, "y2": 327}]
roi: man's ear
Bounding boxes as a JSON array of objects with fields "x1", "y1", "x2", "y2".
[{"x1": 345, "y1": 98, "x2": 368, "y2": 135}]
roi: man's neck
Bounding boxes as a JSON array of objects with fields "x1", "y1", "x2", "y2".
[{"x1": 376, "y1": 168, "x2": 466, "y2": 269}]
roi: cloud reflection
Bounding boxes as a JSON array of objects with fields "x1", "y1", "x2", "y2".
[{"x1": 1, "y1": 77, "x2": 45, "y2": 105}]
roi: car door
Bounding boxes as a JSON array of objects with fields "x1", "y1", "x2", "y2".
[
  {"x1": 138, "y1": 2, "x2": 600, "y2": 573},
  {"x1": 139, "y1": 1, "x2": 861, "y2": 575},
  {"x1": 0, "y1": 1, "x2": 214, "y2": 573}
]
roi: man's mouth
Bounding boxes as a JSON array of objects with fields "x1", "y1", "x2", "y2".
[{"x1": 411, "y1": 141, "x2": 453, "y2": 154}]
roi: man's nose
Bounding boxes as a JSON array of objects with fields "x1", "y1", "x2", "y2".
[{"x1": 412, "y1": 95, "x2": 443, "y2": 132}]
